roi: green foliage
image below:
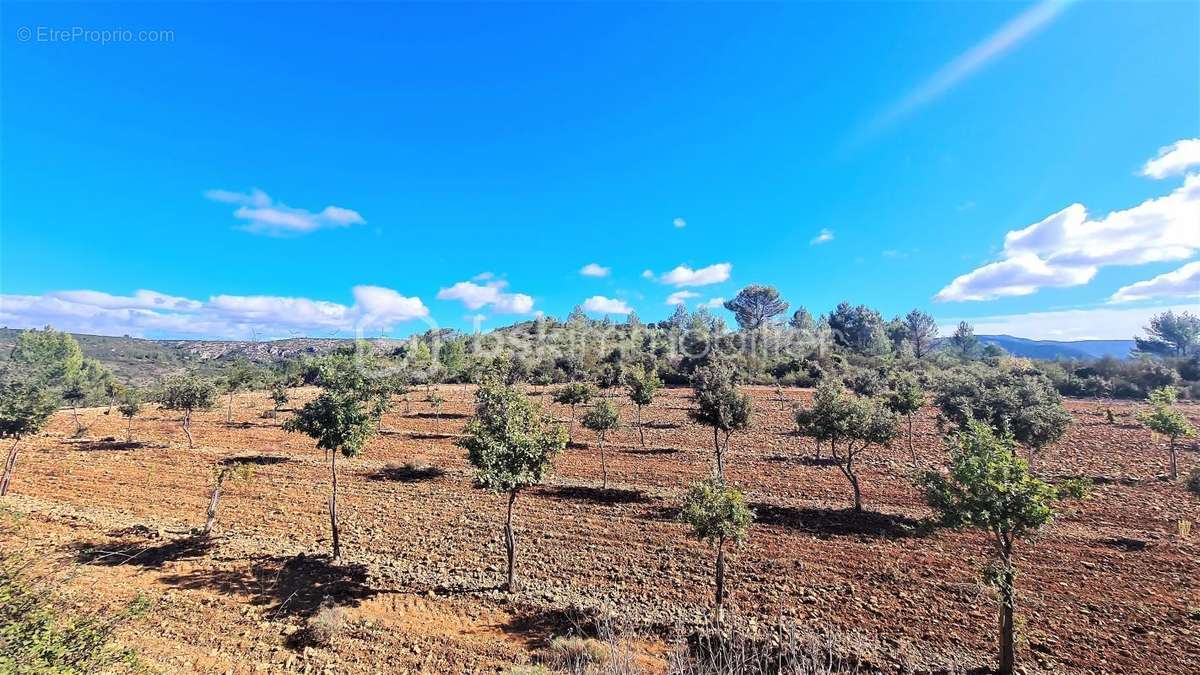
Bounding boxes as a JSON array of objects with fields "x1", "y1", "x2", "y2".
[
  {"x1": 1135, "y1": 310, "x2": 1200, "y2": 357},
  {"x1": 902, "y1": 309, "x2": 939, "y2": 358},
  {"x1": 680, "y1": 477, "x2": 754, "y2": 545},
  {"x1": 460, "y1": 374, "x2": 566, "y2": 493},
  {"x1": 552, "y1": 382, "x2": 595, "y2": 408},
  {"x1": 827, "y1": 302, "x2": 890, "y2": 356},
  {"x1": 934, "y1": 364, "x2": 1071, "y2": 451},
  {"x1": 949, "y1": 321, "x2": 980, "y2": 359},
  {"x1": 116, "y1": 389, "x2": 142, "y2": 420},
  {"x1": 920, "y1": 420, "x2": 1058, "y2": 536},
  {"x1": 7, "y1": 327, "x2": 83, "y2": 388},
  {"x1": 283, "y1": 392, "x2": 374, "y2": 458},
  {"x1": 625, "y1": 363, "x2": 661, "y2": 407},
  {"x1": 0, "y1": 554, "x2": 148, "y2": 673},
  {"x1": 581, "y1": 398, "x2": 620, "y2": 437},
  {"x1": 723, "y1": 285, "x2": 788, "y2": 331},
  {"x1": 795, "y1": 382, "x2": 898, "y2": 451},
  {"x1": 269, "y1": 381, "x2": 289, "y2": 410},
  {"x1": 0, "y1": 377, "x2": 58, "y2": 440},
  {"x1": 689, "y1": 363, "x2": 752, "y2": 437},
  {"x1": 158, "y1": 374, "x2": 217, "y2": 413},
  {"x1": 886, "y1": 373, "x2": 926, "y2": 417},
  {"x1": 1136, "y1": 386, "x2": 1197, "y2": 441}
]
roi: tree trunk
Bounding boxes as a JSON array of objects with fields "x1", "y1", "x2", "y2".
[
  {"x1": 204, "y1": 469, "x2": 225, "y2": 537},
  {"x1": 1, "y1": 440, "x2": 19, "y2": 496},
  {"x1": 600, "y1": 438, "x2": 608, "y2": 489},
  {"x1": 126, "y1": 416, "x2": 134, "y2": 443},
  {"x1": 838, "y1": 452, "x2": 862, "y2": 512},
  {"x1": 71, "y1": 406, "x2": 82, "y2": 434},
  {"x1": 714, "y1": 536, "x2": 726, "y2": 625},
  {"x1": 1169, "y1": 437, "x2": 1178, "y2": 480},
  {"x1": 504, "y1": 490, "x2": 518, "y2": 592},
  {"x1": 329, "y1": 451, "x2": 341, "y2": 561},
  {"x1": 636, "y1": 405, "x2": 645, "y2": 447},
  {"x1": 713, "y1": 428, "x2": 724, "y2": 478},
  {"x1": 814, "y1": 438, "x2": 822, "y2": 461},
  {"x1": 227, "y1": 391, "x2": 234, "y2": 423},
  {"x1": 907, "y1": 414, "x2": 916, "y2": 462},
  {"x1": 183, "y1": 411, "x2": 194, "y2": 448},
  {"x1": 569, "y1": 405, "x2": 576, "y2": 443},
  {"x1": 998, "y1": 548, "x2": 1016, "y2": 675}
]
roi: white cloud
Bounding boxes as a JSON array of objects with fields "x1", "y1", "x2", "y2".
[
  {"x1": 641, "y1": 269, "x2": 654, "y2": 280},
  {"x1": 436, "y1": 279, "x2": 534, "y2": 314},
  {"x1": 862, "y1": 0, "x2": 1070, "y2": 138},
  {"x1": 666, "y1": 291, "x2": 700, "y2": 306},
  {"x1": 700, "y1": 297, "x2": 726, "y2": 309},
  {"x1": 810, "y1": 229, "x2": 834, "y2": 246},
  {"x1": 1109, "y1": 262, "x2": 1200, "y2": 303},
  {"x1": 205, "y1": 188, "x2": 365, "y2": 236},
  {"x1": 937, "y1": 171, "x2": 1200, "y2": 302},
  {"x1": 0, "y1": 286, "x2": 428, "y2": 339},
  {"x1": 582, "y1": 296, "x2": 632, "y2": 315},
  {"x1": 1142, "y1": 138, "x2": 1200, "y2": 179},
  {"x1": 472, "y1": 272, "x2": 495, "y2": 281},
  {"x1": 579, "y1": 263, "x2": 611, "y2": 278},
  {"x1": 937, "y1": 303, "x2": 1200, "y2": 341},
  {"x1": 673, "y1": 217, "x2": 687, "y2": 229},
  {"x1": 659, "y1": 263, "x2": 732, "y2": 287}
]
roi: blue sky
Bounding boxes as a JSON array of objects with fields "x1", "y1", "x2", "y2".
[{"x1": 1, "y1": 1, "x2": 1197, "y2": 341}]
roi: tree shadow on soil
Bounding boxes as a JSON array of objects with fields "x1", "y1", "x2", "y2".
[
  {"x1": 406, "y1": 412, "x2": 468, "y2": 420},
  {"x1": 366, "y1": 463, "x2": 447, "y2": 482},
  {"x1": 220, "y1": 455, "x2": 290, "y2": 466},
  {"x1": 406, "y1": 431, "x2": 460, "y2": 440},
  {"x1": 74, "y1": 533, "x2": 215, "y2": 569},
  {"x1": 750, "y1": 503, "x2": 926, "y2": 539},
  {"x1": 539, "y1": 485, "x2": 651, "y2": 505},
  {"x1": 644, "y1": 421, "x2": 682, "y2": 429},
  {"x1": 766, "y1": 454, "x2": 839, "y2": 468},
  {"x1": 623, "y1": 446, "x2": 680, "y2": 456},
  {"x1": 158, "y1": 552, "x2": 378, "y2": 621},
  {"x1": 67, "y1": 439, "x2": 152, "y2": 452},
  {"x1": 501, "y1": 605, "x2": 606, "y2": 649}
]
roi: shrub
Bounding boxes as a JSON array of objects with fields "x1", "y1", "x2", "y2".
[
  {"x1": 1136, "y1": 386, "x2": 1197, "y2": 480},
  {"x1": 302, "y1": 599, "x2": 347, "y2": 648},
  {"x1": 1186, "y1": 466, "x2": 1200, "y2": 497},
  {"x1": 681, "y1": 476, "x2": 754, "y2": 623},
  {"x1": 545, "y1": 635, "x2": 610, "y2": 671}
]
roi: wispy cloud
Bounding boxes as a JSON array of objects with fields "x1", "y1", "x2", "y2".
[
  {"x1": 1110, "y1": 262, "x2": 1200, "y2": 303},
  {"x1": 673, "y1": 217, "x2": 687, "y2": 229},
  {"x1": 436, "y1": 279, "x2": 534, "y2": 314},
  {"x1": 582, "y1": 296, "x2": 632, "y2": 315},
  {"x1": 579, "y1": 263, "x2": 611, "y2": 278},
  {"x1": 658, "y1": 263, "x2": 732, "y2": 287},
  {"x1": 860, "y1": 0, "x2": 1073, "y2": 141},
  {"x1": 0, "y1": 286, "x2": 428, "y2": 339},
  {"x1": 1142, "y1": 138, "x2": 1200, "y2": 179},
  {"x1": 810, "y1": 229, "x2": 834, "y2": 246},
  {"x1": 700, "y1": 297, "x2": 726, "y2": 309},
  {"x1": 205, "y1": 188, "x2": 365, "y2": 236},
  {"x1": 666, "y1": 290, "x2": 700, "y2": 306},
  {"x1": 936, "y1": 141, "x2": 1200, "y2": 302},
  {"x1": 936, "y1": 303, "x2": 1200, "y2": 341}
]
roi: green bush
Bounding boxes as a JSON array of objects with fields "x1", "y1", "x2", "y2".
[{"x1": 0, "y1": 554, "x2": 147, "y2": 673}]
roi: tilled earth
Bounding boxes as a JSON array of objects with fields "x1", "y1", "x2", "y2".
[{"x1": 3, "y1": 386, "x2": 1199, "y2": 673}]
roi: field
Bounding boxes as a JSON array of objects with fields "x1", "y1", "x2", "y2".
[{"x1": 3, "y1": 386, "x2": 1198, "y2": 673}]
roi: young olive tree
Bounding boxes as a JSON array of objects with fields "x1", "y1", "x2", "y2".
[
  {"x1": 680, "y1": 476, "x2": 754, "y2": 624},
  {"x1": 117, "y1": 389, "x2": 142, "y2": 443},
  {"x1": 459, "y1": 374, "x2": 566, "y2": 592},
  {"x1": 920, "y1": 420, "x2": 1083, "y2": 675},
  {"x1": 220, "y1": 361, "x2": 257, "y2": 424},
  {"x1": 428, "y1": 391, "x2": 446, "y2": 430},
  {"x1": 886, "y1": 373, "x2": 926, "y2": 462},
  {"x1": 0, "y1": 376, "x2": 58, "y2": 497},
  {"x1": 203, "y1": 459, "x2": 254, "y2": 538},
  {"x1": 552, "y1": 382, "x2": 595, "y2": 443},
  {"x1": 1136, "y1": 386, "x2": 1197, "y2": 480},
  {"x1": 689, "y1": 363, "x2": 751, "y2": 478},
  {"x1": 270, "y1": 380, "x2": 289, "y2": 415},
  {"x1": 159, "y1": 375, "x2": 217, "y2": 449},
  {"x1": 581, "y1": 399, "x2": 620, "y2": 488},
  {"x1": 795, "y1": 382, "x2": 898, "y2": 512},
  {"x1": 283, "y1": 392, "x2": 374, "y2": 561},
  {"x1": 624, "y1": 364, "x2": 661, "y2": 447}
]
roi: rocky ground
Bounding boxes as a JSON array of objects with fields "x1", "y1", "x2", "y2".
[{"x1": 2, "y1": 386, "x2": 1198, "y2": 673}]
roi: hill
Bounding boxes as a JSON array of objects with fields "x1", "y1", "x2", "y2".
[{"x1": 976, "y1": 334, "x2": 1134, "y2": 360}]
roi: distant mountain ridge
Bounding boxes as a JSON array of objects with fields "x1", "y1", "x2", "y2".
[
  {"x1": 975, "y1": 334, "x2": 1134, "y2": 360},
  {"x1": 0, "y1": 327, "x2": 1138, "y2": 385}
]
